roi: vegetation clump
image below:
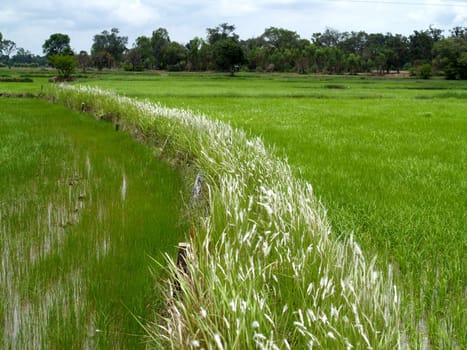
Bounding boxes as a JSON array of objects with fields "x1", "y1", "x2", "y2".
[
  {"x1": 0, "y1": 77, "x2": 33, "y2": 82},
  {"x1": 48, "y1": 54, "x2": 76, "y2": 80},
  {"x1": 411, "y1": 63, "x2": 432, "y2": 79}
]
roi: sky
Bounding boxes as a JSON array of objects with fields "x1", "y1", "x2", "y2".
[{"x1": 1, "y1": 0, "x2": 466, "y2": 55}]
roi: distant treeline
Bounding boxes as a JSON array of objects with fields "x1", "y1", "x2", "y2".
[{"x1": 1, "y1": 24, "x2": 466, "y2": 79}]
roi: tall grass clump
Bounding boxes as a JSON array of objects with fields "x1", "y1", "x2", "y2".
[{"x1": 48, "y1": 84, "x2": 402, "y2": 348}]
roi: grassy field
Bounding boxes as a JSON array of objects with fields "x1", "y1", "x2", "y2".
[
  {"x1": 0, "y1": 68, "x2": 54, "y2": 94},
  {"x1": 0, "y1": 96, "x2": 184, "y2": 348},
  {"x1": 80, "y1": 72, "x2": 466, "y2": 347},
  {"x1": 1, "y1": 69, "x2": 466, "y2": 347}
]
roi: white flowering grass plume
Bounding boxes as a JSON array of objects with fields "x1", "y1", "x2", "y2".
[{"x1": 49, "y1": 84, "x2": 402, "y2": 349}]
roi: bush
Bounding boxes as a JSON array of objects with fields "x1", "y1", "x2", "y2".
[
  {"x1": 415, "y1": 63, "x2": 431, "y2": 79},
  {"x1": 123, "y1": 63, "x2": 144, "y2": 71},
  {"x1": 49, "y1": 54, "x2": 76, "y2": 78},
  {"x1": 14, "y1": 63, "x2": 40, "y2": 68},
  {"x1": 0, "y1": 77, "x2": 33, "y2": 82},
  {"x1": 167, "y1": 62, "x2": 186, "y2": 71}
]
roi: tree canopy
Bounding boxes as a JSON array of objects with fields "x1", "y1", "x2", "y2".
[
  {"x1": 1, "y1": 40, "x2": 16, "y2": 68},
  {"x1": 91, "y1": 28, "x2": 128, "y2": 66},
  {"x1": 42, "y1": 33, "x2": 73, "y2": 57},
  {"x1": 207, "y1": 23, "x2": 239, "y2": 45},
  {"x1": 213, "y1": 39, "x2": 244, "y2": 75},
  {"x1": 3, "y1": 25, "x2": 467, "y2": 79},
  {"x1": 433, "y1": 37, "x2": 467, "y2": 79}
]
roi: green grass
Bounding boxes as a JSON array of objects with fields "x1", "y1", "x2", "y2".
[
  {"x1": 0, "y1": 97, "x2": 184, "y2": 348},
  {"x1": 83, "y1": 71, "x2": 467, "y2": 99},
  {"x1": 0, "y1": 67, "x2": 54, "y2": 94},
  {"x1": 79, "y1": 72, "x2": 467, "y2": 348}
]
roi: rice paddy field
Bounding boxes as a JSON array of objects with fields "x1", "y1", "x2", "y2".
[
  {"x1": 0, "y1": 92, "x2": 184, "y2": 348},
  {"x1": 85, "y1": 72, "x2": 466, "y2": 348},
  {"x1": 1, "y1": 69, "x2": 466, "y2": 348}
]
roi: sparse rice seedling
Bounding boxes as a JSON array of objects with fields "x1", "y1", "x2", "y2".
[{"x1": 0, "y1": 97, "x2": 183, "y2": 349}]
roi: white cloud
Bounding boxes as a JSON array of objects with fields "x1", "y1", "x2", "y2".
[
  {"x1": 216, "y1": 0, "x2": 259, "y2": 16},
  {"x1": 0, "y1": 8, "x2": 16, "y2": 25},
  {"x1": 111, "y1": 0, "x2": 160, "y2": 26},
  {"x1": 1, "y1": 0, "x2": 466, "y2": 54},
  {"x1": 447, "y1": 5, "x2": 467, "y2": 27}
]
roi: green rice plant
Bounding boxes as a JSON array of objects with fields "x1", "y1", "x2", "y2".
[
  {"x1": 0, "y1": 98, "x2": 183, "y2": 348},
  {"x1": 48, "y1": 84, "x2": 403, "y2": 348},
  {"x1": 81, "y1": 72, "x2": 465, "y2": 348}
]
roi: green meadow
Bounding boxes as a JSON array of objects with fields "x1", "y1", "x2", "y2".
[
  {"x1": 0, "y1": 95, "x2": 184, "y2": 348},
  {"x1": 84, "y1": 72, "x2": 466, "y2": 347},
  {"x1": 1, "y1": 69, "x2": 466, "y2": 348}
]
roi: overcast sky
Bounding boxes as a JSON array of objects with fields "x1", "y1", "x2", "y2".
[{"x1": 1, "y1": 0, "x2": 466, "y2": 55}]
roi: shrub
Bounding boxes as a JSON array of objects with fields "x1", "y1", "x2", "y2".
[
  {"x1": 0, "y1": 77, "x2": 33, "y2": 82},
  {"x1": 48, "y1": 54, "x2": 76, "y2": 78},
  {"x1": 123, "y1": 63, "x2": 144, "y2": 71},
  {"x1": 13, "y1": 63, "x2": 40, "y2": 68},
  {"x1": 416, "y1": 63, "x2": 432, "y2": 79}
]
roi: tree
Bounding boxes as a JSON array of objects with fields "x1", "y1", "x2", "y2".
[
  {"x1": 293, "y1": 39, "x2": 314, "y2": 74},
  {"x1": 11, "y1": 48, "x2": 46, "y2": 67},
  {"x1": 261, "y1": 27, "x2": 300, "y2": 50},
  {"x1": 134, "y1": 35, "x2": 154, "y2": 68},
  {"x1": 49, "y1": 54, "x2": 76, "y2": 79},
  {"x1": 212, "y1": 39, "x2": 244, "y2": 75},
  {"x1": 186, "y1": 37, "x2": 205, "y2": 71},
  {"x1": 1, "y1": 39, "x2": 16, "y2": 68},
  {"x1": 433, "y1": 37, "x2": 467, "y2": 79},
  {"x1": 163, "y1": 42, "x2": 186, "y2": 71},
  {"x1": 409, "y1": 27, "x2": 443, "y2": 65},
  {"x1": 197, "y1": 40, "x2": 213, "y2": 71},
  {"x1": 207, "y1": 23, "x2": 238, "y2": 45},
  {"x1": 241, "y1": 38, "x2": 266, "y2": 71},
  {"x1": 322, "y1": 47, "x2": 345, "y2": 74},
  {"x1": 457, "y1": 52, "x2": 467, "y2": 79},
  {"x1": 428, "y1": 26, "x2": 444, "y2": 42},
  {"x1": 362, "y1": 33, "x2": 386, "y2": 72},
  {"x1": 257, "y1": 27, "x2": 302, "y2": 71},
  {"x1": 150, "y1": 28, "x2": 170, "y2": 69},
  {"x1": 312, "y1": 28, "x2": 342, "y2": 47},
  {"x1": 92, "y1": 51, "x2": 113, "y2": 70},
  {"x1": 124, "y1": 48, "x2": 144, "y2": 71},
  {"x1": 450, "y1": 26, "x2": 467, "y2": 39},
  {"x1": 76, "y1": 51, "x2": 91, "y2": 72},
  {"x1": 11, "y1": 48, "x2": 32, "y2": 64},
  {"x1": 385, "y1": 34, "x2": 409, "y2": 73},
  {"x1": 346, "y1": 53, "x2": 361, "y2": 74},
  {"x1": 338, "y1": 31, "x2": 368, "y2": 56},
  {"x1": 206, "y1": 23, "x2": 243, "y2": 74},
  {"x1": 91, "y1": 28, "x2": 128, "y2": 65},
  {"x1": 43, "y1": 33, "x2": 73, "y2": 57}
]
